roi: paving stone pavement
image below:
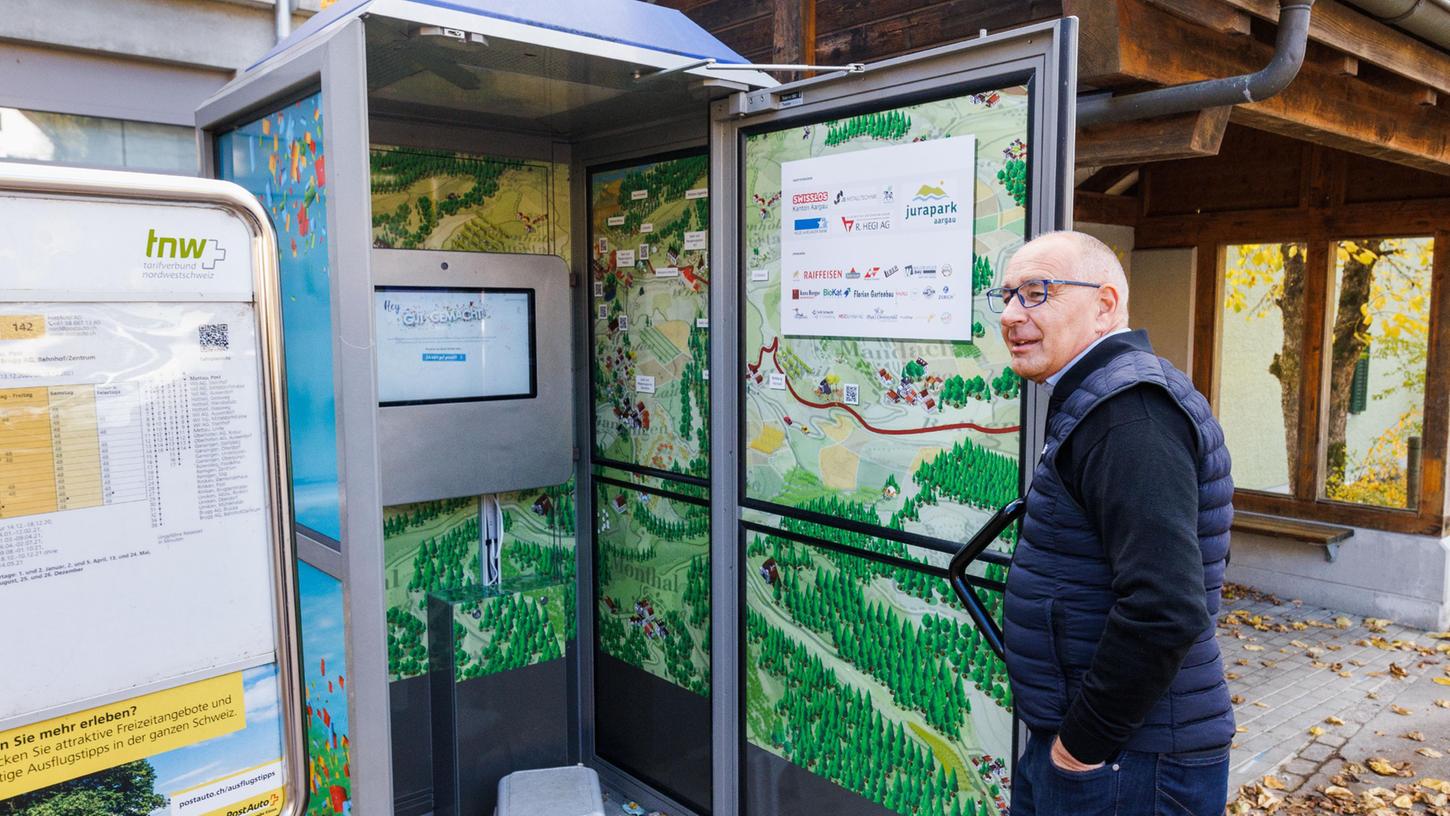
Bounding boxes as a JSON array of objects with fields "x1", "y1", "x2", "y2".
[{"x1": 1219, "y1": 582, "x2": 1450, "y2": 801}]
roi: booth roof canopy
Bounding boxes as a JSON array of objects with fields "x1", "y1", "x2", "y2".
[{"x1": 253, "y1": 0, "x2": 752, "y2": 71}]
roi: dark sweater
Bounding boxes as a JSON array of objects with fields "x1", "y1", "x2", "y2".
[{"x1": 1044, "y1": 330, "x2": 1213, "y2": 764}]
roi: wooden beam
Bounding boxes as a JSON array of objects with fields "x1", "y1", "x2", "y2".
[
  {"x1": 1143, "y1": 0, "x2": 1250, "y2": 35},
  {"x1": 1074, "y1": 191, "x2": 1140, "y2": 225},
  {"x1": 1075, "y1": 0, "x2": 1450, "y2": 174},
  {"x1": 1214, "y1": 0, "x2": 1450, "y2": 98},
  {"x1": 772, "y1": 0, "x2": 806, "y2": 82},
  {"x1": 1077, "y1": 106, "x2": 1232, "y2": 165},
  {"x1": 1078, "y1": 164, "x2": 1141, "y2": 193},
  {"x1": 1304, "y1": 41, "x2": 1358, "y2": 77},
  {"x1": 1423, "y1": 231, "x2": 1450, "y2": 519}
]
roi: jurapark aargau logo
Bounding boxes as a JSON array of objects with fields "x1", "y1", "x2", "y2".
[
  {"x1": 905, "y1": 181, "x2": 960, "y2": 226},
  {"x1": 142, "y1": 228, "x2": 228, "y2": 278}
]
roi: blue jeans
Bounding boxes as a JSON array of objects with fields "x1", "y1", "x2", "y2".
[{"x1": 1012, "y1": 730, "x2": 1230, "y2": 816}]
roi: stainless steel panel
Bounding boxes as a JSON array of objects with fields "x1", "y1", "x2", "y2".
[{"x1": 372, "y1": 249, "x2": 574, "y2": 504}]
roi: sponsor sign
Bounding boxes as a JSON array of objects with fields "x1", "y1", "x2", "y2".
[{"x1": 778, "y1": 135, "x2": 975, "y2": 340}]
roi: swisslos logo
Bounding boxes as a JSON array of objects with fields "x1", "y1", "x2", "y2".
[
  {"x1": 792, "y1": 191, "x2": 830, "y2": 205},
  {"x1": 905, "y1": 182, "x2": 960, "y2": 226}
]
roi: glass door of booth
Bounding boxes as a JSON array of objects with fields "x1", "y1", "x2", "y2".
[{"x1": 707, "y1": 19, "x2": 1075, "y2": 816}]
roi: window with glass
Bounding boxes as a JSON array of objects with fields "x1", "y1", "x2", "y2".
[
  {"x1": 1218, "y1": 243, "x2": 1308, "y2": 495},
  {"x1": 1214, "y1": 236, "x2": 1437, "y2": 522},
  {"x1": 1321, "y1": 237, "x2": 1433, "y2": 509},
  {"x1": 0, "y1": 107, "x2": 195, "y2": 174}
]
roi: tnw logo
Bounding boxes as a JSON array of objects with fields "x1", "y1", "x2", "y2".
[{"x1": 145, "y1": 229, "x2": 228, "y2": 269}]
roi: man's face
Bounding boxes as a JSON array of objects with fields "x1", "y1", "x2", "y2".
[{"x1": 998, "y1": 244, "x2": 1112, "y2": 383}]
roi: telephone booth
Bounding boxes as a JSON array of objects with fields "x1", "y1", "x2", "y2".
[{"x1": 195, "y1": 2, "x2": 1075, "y2": 813}]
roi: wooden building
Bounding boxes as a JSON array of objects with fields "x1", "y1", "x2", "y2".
[{"x1": 663, "y1": 0, "x2": 1450, "y2": 629}]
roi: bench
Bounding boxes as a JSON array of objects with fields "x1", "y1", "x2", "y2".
[{"x1": 1231, "y1": 511, "x2": 1354, "y2": 562}]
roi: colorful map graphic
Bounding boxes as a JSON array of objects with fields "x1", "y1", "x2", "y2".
[
  {"x1": 741, "y1": 88, "x2": 1029, "y2": 816},
  {"x1": 382, "y1": 484, "x2": 576, "y2": 683},
  {"x1": 743, "y1": 89, "x2": 1028, "y2": 549},
  {"x1": 594, "y1": 478, "x2": 710, "y2": 696},
  {"x1": 370, "y1": 146, "x2": 569, "y2": 258},
  {"x1": 589, "y1": 155, "x2": 710, "y2": 479}
]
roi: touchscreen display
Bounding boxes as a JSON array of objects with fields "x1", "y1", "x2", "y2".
[{"x1": 375, "y1": 287, "x2": 535, "y2": 405}]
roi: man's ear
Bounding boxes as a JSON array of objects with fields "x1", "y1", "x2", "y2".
[{"x1": 1096, "y1": 285, "x2": 1120, "y2": 329}]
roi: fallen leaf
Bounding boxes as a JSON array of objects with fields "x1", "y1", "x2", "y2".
[
  {"x1": 1404, "y1": 731, "x2": 1425, "y2": 741},
  {"x1": 1389, "y1": 662, "x2": 1408, "y2": 678},
  {"x1": 1421, "y1": 778, "x2": 1450, "y2": 794},
  {"x1": 1309, "y1": 725, "x2": 1326, "y2": 736},
  {"x1": 1435, "y1": 676, "x2": 1450, "y2": 687},
  {"x1": 1253, "y1": 701, "x2": 1269, "y2": 708},
  {"x1": 1263, "y1": 775, "x2": 1287, "y2": 790},
  {"x1": 1231, "y1": 694, "x2": 1245, "y2": 704},
  {"x1": 1365, "y1": 617, "x2": 1393, "y2": 632},
  {"x1": 1368, "y1": 757, "x2": 1400, "y2": 776},
  {"x1": 1427, "y1": 631, "x2": 1450, "y2": 640},
  {"x1": 1391, "y1": 704, "x2": 1412, "y2": 715},
  {"x1": 1244, "y1": 644, "x2": 1265, "y2": 652},
  {"x1": 1394, "y1": 792, "x2": 1415, "y2": 808},
  {"x1": 1325, "y1": 716, "x2": 1345, "y2": 726},
  {"x1": 1434, "y1": 698, "x2": 1450, "y2": 708},
  {"x1": 1418, "y1": 747, "x2": 1444, "y2": 758},
  {"x1": 1325, "y1": 784, "x2": 1355, "y2": 799},
  {"x1": 1225, "y1": 671, "x2": 1240, "y2": 680},
  {"x1": 1336, "y1": 616, "x2": 1353, "y2": 629}
]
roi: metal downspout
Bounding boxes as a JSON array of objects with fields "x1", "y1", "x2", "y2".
[
  {"x1": 275, "y1": 0, "x2": 292, "y2": 42},
  {"x1": 1342, "y1": 0, "x2": 1450, "y2": 50},
  {"x1": 1077, "y1": 0, "x2": 1315, "y2": 127}
]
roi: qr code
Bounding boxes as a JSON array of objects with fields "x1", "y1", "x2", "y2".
[
  {"x1": 843, "y1": 383, "x2": 860, "y2": 405},
  {"x1": 198, "y1": 323, "x2": 229, "y2": 350}
]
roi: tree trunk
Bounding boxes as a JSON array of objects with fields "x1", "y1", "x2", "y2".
[
  {"x1": 1270, "y1": 244, "x2": 1306, "y2": 490},
  {"x1": 1324, "y1": 239, "x2": 1379, "y2": 484}
]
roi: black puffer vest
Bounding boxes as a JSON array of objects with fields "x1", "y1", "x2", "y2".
[{"x1": 1003, "y1": 349, "x2": 1235, "y2": 753}]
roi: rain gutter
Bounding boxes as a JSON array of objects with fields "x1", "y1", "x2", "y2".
[{"x1": 1077, "y1": 0, "x2": 1315, "y2": 127}]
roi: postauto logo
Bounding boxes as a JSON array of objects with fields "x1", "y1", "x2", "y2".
[{"x1": 905, "y1": 181, "x2": 960, "y2": 226}]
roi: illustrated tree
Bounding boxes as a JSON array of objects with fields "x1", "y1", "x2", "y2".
[
  {"x1": 1226, "y1": 240, "x2": 1431, "y2": 505},
  {"x1": 0, "y1": 761, "x2": 164, "y2": 816}
]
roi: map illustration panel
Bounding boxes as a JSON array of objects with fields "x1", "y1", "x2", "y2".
[
  {"x1": 383, "y1": 483, "x2": 576, "y2": 683},
  {"x1": 589, "y1": 155, "x2": 710, "y2": 479},
  {"x1": 742, "y1": 89, "x2": 1029, "y2": 550},
  {"x1": 370, "y1": 145, "x2": 570, "y2": 259},
  {"x1": 595, "y1": 480, "x2": 710, "y2": 696},
  {"x1": 745, "y1": 518, "x2": 1013, "y2": 816}
]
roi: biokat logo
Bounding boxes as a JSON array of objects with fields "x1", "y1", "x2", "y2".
[{"x1": 905, "y1": 182, "x2": 960, "y2": 225}]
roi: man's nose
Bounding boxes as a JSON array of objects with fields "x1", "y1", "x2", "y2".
[{"x1": 999, "y1": 294, "x2": 1027, "y2": 326}]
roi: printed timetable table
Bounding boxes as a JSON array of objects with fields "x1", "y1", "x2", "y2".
[{"x1": 0, "y1": 384, "x2": 147, "y2": 519}]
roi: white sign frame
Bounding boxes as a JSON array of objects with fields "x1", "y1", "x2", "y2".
[{"x1": 0, "y1": 161, "x2": 305, "y2": 816}]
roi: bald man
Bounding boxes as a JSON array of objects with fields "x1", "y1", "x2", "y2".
[{"x1": 991, "y1": 232, "x2": 1234, "y2": 815}]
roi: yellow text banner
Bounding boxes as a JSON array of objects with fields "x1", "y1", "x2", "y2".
[{"x1": 0, "y1": 672, "x2": 246, "y2": 798}]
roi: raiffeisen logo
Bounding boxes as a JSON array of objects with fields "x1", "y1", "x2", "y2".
[
  {"x1": 905, "y1": 182, "x2": 960, "y2": 226},
  {"x1": 143, "y1": 228, "x2": 228, "y2": 269},
  {"x1": 800, "y1": 269, "x2": 843, "y2": 279}
]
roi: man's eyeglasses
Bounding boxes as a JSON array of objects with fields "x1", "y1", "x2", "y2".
[{"x1": 983, "y1": 279, "x2": 1103, "y2": 313}]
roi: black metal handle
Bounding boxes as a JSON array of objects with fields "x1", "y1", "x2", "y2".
[{"x1": 948, "y1": 498, "x2": 1025, "y2": 661}]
